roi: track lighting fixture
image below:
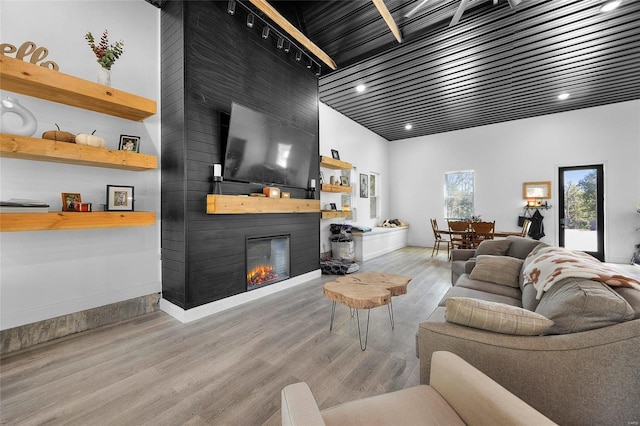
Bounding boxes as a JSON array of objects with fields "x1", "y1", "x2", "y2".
[
  {"x1": 227, "y1": 0, "x2": 235, "y2": 15},
  {"x1": 277, "y1": 37, "x2": 284, "y2": 49},
  {"x1": 262, "y1": 26, "x2": 270, "y2": 39},
  {"x1": 295, "y1": 51, "x2": 302, "y2": 62},
  {"x1": 306, "y1": 59, "x2": 312, "y2": 69},
  {"x1": 284, "y1": 40, "x2": 291, "y2": 53},
  {"x1": 246, "y1": 13, "x2": 254, "y2": 28}
]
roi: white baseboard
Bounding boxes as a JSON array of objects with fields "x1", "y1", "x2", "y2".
[{"x1": 160, "y1": 269, "x2": 321, "y2": 323}]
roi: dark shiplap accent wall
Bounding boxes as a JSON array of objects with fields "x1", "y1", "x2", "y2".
[{"x1": 161, "y1": 1, "x2": 320, "y2": 310}]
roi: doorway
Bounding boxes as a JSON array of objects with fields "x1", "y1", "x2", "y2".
[{"x1": 558, "y1": 165, "x2": 604, "y2": 261}]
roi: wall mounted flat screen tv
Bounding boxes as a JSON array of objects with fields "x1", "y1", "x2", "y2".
[{"x1": 223, "y1": 102, "x2": 315, "y2": 190}]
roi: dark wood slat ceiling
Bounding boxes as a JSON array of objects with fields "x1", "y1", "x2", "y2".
[
  {"x1": 313, "y1": 0, "x2": 640, "y2": 140},
  {"x1": 149, "y1": 0, "x2": 640, "y2": 141}
]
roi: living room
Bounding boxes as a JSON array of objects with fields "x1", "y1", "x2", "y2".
[{"x1": 1, "y1": 0, "x2": 639, "y2": 423}]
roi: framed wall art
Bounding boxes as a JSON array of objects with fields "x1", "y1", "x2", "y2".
[
  {"x1": 119, "y1": 135, "x2": 140, "y2": 153},
  {"x1": 360, "y1": 173, "x2": 368, "y2": 198},
  {"x1": 523, "y1": 181, "x2": 551, "y2": 199},
  {"x1": 106, "y1": 185, "x2": 134, "y2": 211},
  {"x1": 61, "y1": 192, "x2": 82, "y2": 211}
]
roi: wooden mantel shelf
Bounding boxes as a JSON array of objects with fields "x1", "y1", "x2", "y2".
[
  {"x1": 0, "y1": 56, "x2": 156, "y2": 121},
  {"x1": 0, "y1": 211, "x2": 156, "y2": 232},
  {"x1": 320, "y1": 155, "x2": 352, "y2": 170},
  {"x1": 207, "y1": 195, "x2": 320, "y2": 214},
  {"x1": 0, "y1": 134, "x2": 157, "y2": 170}
]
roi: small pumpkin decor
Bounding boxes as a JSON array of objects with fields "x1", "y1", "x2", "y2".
[
  {"x1": 76, "y1": 130, "x2": 106, "y2": 148},
  {"x1": 42, "y1": 124, "x2": 75, "y2": 143}
]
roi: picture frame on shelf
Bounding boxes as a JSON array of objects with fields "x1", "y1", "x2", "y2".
[
  {"x1": 61, "y1": 192, "x2": 82, "y2": 211},
  {"x1": 331, "y1": 149, "x2": 340, "y2": 160},
  {"x1": 106, "y1": 185, "x2": 134, "y2": 211},
  {"x1": 330, "y1": 203, "x2": 337, "y2": 210},
  {"x1": 340, "y1": 176, "x2": 349, "y2": 186},
  {"x1": 119, "y1": 135, "x2": 140, "y2": 153},
  {"x1": 360, "y1": 173, "x2": 368, "y2": 198}
]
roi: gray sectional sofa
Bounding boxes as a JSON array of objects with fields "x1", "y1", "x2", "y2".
[{"x1": 417, "y1": 236, "x2": 640, "y2": 425}]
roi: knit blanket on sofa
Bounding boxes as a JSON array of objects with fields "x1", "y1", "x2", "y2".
[{"x1": 522, "y1": 246, "x2": 640, "y2": 299}]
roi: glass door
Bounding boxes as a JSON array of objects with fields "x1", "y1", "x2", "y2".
[{"x1": 558, "y1": 165, "x2": 604, "y2": 260}]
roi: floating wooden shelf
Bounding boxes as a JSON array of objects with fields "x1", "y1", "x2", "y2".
[
  {"x1": 321, "y1": 210, "x2": 353, "y2": 219},
  {"x1": 0, "y1": 56, "x2": 156, "y2": 121},
  {"x1": 320, "y1": 155, "x2": 352, "y2": 170},
  {"x1": 0, "y1": 211, "x2": 156, "y2": 232},
  {"x1": 206, "y1": 195, "x2": 320, "y2": 214},
  {"x1": 0, "y1": 134, "x2": 157, "y2": 170},
  {"x1": 320, "y1": 183, "x2": 352, "y2": 193}
]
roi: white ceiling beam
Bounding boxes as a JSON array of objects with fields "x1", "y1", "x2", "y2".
[
  {"x1": 248, "y1": 0, "x2": 337, "y2": 70},
  {"x1": 372, "y1": 0, "x2": 403, "y2": 43}
]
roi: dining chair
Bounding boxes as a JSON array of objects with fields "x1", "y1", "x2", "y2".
[
  {"x1": 469, "y1": 221, "x2": 495, "y2": 248},
  {"x1": 448, "y1": 220, "x2": 471, "y2": 249},
  {"x1": 430, "y1": 218, "x2": 452, "y2": 258},
  {"x1": 521, "y1": 218, "x2": 532, "y2": 238}
]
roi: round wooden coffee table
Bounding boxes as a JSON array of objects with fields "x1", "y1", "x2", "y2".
[{"x1": 323, "y1": 272, "x2": 411, "y2": 350}]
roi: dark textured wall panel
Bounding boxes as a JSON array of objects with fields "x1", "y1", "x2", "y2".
[{"x1": 161, "y1": 1, "x2": 320, "y2": 309}]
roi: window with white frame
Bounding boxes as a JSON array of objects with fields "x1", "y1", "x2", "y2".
[
  {"x1": 369, "y1": 172, "x2": 380, "y2": 219},
  {"x1": 444, "y1": 171, "x2": 474, "y2": 219}
]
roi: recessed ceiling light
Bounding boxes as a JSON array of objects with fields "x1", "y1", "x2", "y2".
[
  {"x1": 355, "y1": 84, "x2": 366, "y2": 93},
  {"x1": 558, "y1": 93, "x2": 570, "y2": 100},
  {"x1": 600, "y1": 0, "x2": 621, "y2": 12},
  {"x1": 405, "y1": 124, "x2": 413, "y2": 130}
]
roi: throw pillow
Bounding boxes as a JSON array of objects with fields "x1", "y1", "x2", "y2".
[
  {"x1": 534, "y1": 277, "x2": 635, "y2": 335},
  {"x1": 475, "y1": 239, "x2": 511, "y2": 256},
  {"x1": 468, "y1": 255, "x2": 524, "y2": 288},
  {"x1": 445, "y1": 297, "x2": 553, "y2": 335}
]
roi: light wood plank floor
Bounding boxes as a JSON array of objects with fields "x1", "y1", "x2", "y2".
[{"x1": 0, "y1": 247, "x2": 452, "y2": 425}]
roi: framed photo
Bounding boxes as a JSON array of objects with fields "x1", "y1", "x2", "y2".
[
  {"x1": 331, "y1": 149, "x2": 340, "y2": 160},
  {"x1": 106, "y1": 185, "x2": 134, "y2": 211},
  {"x1": 319, "y1": 171, "x2": 325, "y2": 184},
  {"x1": 360, "y1": 173, "x2": 369, "y2": 198},
  {"x1": 61, "y1": 193, "x2": 82, "y2": 211},
  {"x1": 329, "y1": 203, "x2": 337, "y2": 210},
  {"x1": 523, "y1": 181, "x2": 551, "y2": 199},
  {"x1": 119, "y1": 135, "x2": 140, "y2": 153},
  {"x1": 340, "y1": 175, "x2": 349, "y2": 186}
]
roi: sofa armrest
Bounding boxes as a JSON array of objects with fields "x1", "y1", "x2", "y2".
[
  {"x1": 418, "y1": 309, "x2": 640, "y2": 425},
  {"x1": 430, "y1": 351, "x2": 556, "y2": 426},
  {"x1": 451, "y1": 249, "x2": 476, "y2": 262},
  {"x1": 281, "y1": 382, "x2": 326, "y2": 426}
]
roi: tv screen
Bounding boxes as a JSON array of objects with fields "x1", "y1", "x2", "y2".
[{"x1": 223, "y1": 102, "x2": 315, "y2": 190}]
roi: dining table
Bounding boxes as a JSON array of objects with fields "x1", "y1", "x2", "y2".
[{"x1": 437, "y1": 227, "x2": 523, "y2": 249}]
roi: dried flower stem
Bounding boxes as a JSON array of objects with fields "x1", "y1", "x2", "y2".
[{"x1": 85, "y1": 29, "x2": 124, "y2": 70}]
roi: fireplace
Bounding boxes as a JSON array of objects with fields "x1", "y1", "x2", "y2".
[{"x1": 246, "y1": 235, "x2": 291, "y2": 291}]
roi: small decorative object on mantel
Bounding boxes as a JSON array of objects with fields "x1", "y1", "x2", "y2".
[
  {"x1": 85, "y1": 29, "x2": 124, "y2": 87},
  {"x1": 281, "y1": 192, "x2": 291, "y2": 198},
  {"x1": 76, "y1": 130, "x2": 106, "y2": 147},
  {"x1": 263, "y1": 187, "x2": 280, "y2": 198},
  {"x1": 42, "y1": 124, "x2": 75, "y2": 143},
  {"x1": 0, "y1": 41, "x2": 59, "y2": 70},
  {"x1": 331, "y1": 149, "x2": 340, "y2": 160},
  {"x1": 1, "y1": 96, "x2": 37, "y2": 136},
  {"x1": 119, "y1": 135, "x2": 140, "y2": 152}
]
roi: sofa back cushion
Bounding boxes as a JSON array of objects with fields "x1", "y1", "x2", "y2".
[
  {"x1": 469, "y1": 255, "x2": 523, "y2": 288},
  {"x1": 535, "y1": 277, "x2": 635, "y2": 335},
  {"x1": 475, "y1": 239, "x2": 511, "y2": 256},
  {"x1": 614, "y1": 287, "x2": 640, "y2": 319},
  {"x1": 505, "y1": 236, "x2": 546, "y2": 260}
]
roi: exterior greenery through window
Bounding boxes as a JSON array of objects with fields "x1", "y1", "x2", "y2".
[
  {"x1": 369, "y1": 173, "x2": 379, "y2": 219},
  {"x1": 564, "y1": 170, "x2": 597, "y2": 229},
  {"x1": 445, "y1": 171, "x2": 474, "y2": 219}
]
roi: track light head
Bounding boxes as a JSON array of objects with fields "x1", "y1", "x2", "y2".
[
  {"x1": 246, "y1": 14, "x2": 254, "y2": 28},
  {"x1": 295, "y1": 51, "x2": 302, "y2": 62},
  {"x1": 227, "y1": 0, "x2": 235, "y2": 15},
  {"x1": 277, "y1": 37, "x2": 284, "y2": 49},
  {"x1": 284, "y1": 40, "x2": 291, "y2": 53},
  {"x1": 306, "y1": 59, "x2": 312, "y2": 69},
  {"x1": 262, "y1": 26, "x2": 270, "y2": 39}
]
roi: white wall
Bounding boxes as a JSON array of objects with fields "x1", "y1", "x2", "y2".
[
  {"x1": 319, "y1": 102, "x2": 390, "y2": 252},
  {"x1": 0, "y1": 1, "x2": 161, "y2": 329},
  {"x1": 388, "y1": 100, "x2": 640, "y2": 263}
]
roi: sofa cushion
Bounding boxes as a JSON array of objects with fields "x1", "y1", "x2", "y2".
[
  {"x1": 614, "y1": 287, "x2": 640, "y2": 319},
  {"x1": 505, "y1": 236, "x2": 546, "y2": 260},
  {"x1": 535, "y1": 277, "x2": 635, "y2": 335},
  {"x1": 475, "y1": 239, "x2": 511, "y2": 256},
  {"x1": 445, "y1": 297, "x2": 553, "y2": 335},
  {"x1": 469, "y1": 255, "x2": 523, "y2": 288},
  {"x1": 521, "y1": 283, "x2": 541, "y2": 311},
  {"x1": 439, "y1": 286, "x2": 522, "y2": 307},
  {"x1": 455, "y1": 275, "x2": 522, "y2": 300}
]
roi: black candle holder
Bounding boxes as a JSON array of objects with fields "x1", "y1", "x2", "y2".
[{"x1": 213, "y1": 176, "x2": 223, "y2": 195}]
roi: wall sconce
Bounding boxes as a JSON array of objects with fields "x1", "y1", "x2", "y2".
[{"x1": 227, "y1": 0, "x2": 236, "y2": 15}]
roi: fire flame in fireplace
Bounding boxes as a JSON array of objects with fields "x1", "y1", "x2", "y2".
[{"x1": 247, "y1": 265, "x2": 280, "y2": 286}]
